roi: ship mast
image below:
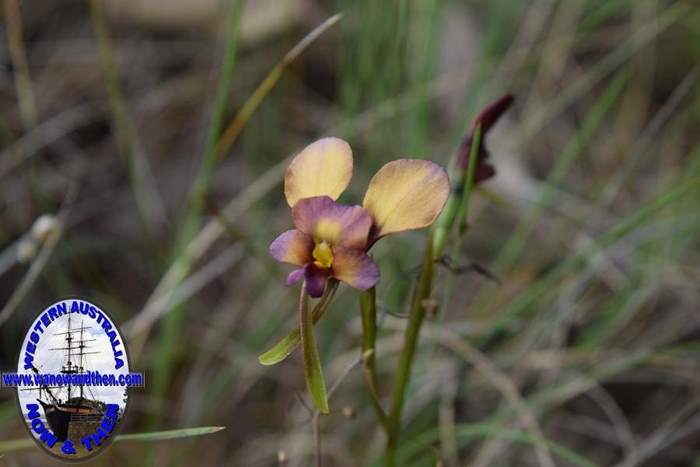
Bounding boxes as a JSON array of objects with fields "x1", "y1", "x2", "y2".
[
  {"x1": 66, "y1": 313, "x2": 72, "y2": 401},
  {"x1": 79, "y1": 320, "x2": 84, "y2": 399},
  {"x1": 50, "y1": 314, "x2": 98, "y2": 404}
]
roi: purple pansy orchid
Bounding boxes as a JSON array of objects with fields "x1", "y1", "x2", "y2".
[{"x1": 270, "y1": 137, "x2": 450, "y2": 297}]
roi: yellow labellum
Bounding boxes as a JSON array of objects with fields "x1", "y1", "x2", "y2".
[{"x1": 312, "y1": 241, "x2": 333, "y2": 268}]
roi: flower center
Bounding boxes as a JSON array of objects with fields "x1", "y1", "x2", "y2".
[{"x1": 312, "y1": 241, "x2": 334, "y2": 268}]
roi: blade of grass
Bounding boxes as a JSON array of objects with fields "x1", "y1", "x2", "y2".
[
  {"x1": 215, "y1": 13, "x2": 343, "y2": 159},
  {"x1": 0, "y1": 186, "x2": 76, "y2": 327},
  {"x1": 150, "y1": 0, "x2": 244, "y2": 431},
  {"x1": 494, "y1": 68, "x2": 629, "y2": 272},
  {"x1": 515, "y1": 2, "x2": 687, "y2": 148},
  {"x1": 479, "y1": 175, "x2": 700, "y2": 347},
  {"x1": 88, "y1": 0, "x2": 165, "y2": 234},
  {"x1": 0, "y1": 426, "x2": 226, "y2": 454},
  {"x1": 116, "y1": 426, "x2": 226, "y2": 442},
  {"x1": 4, "y1": 0, "x2": 37, "y2": 128},
  {"x1": 124, "y1": 156, "x2": 289, "y2": 348},
  {"x1": 392, "y1": 423, "x2": 597, "y2": 467},
  {"x1": 145, "y1": 12, "x2": 342, "y2": 399}
]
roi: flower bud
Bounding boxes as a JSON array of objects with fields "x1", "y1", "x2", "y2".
[{"x1": 455, "y1": 94, "x2": 514, "y2": 184}]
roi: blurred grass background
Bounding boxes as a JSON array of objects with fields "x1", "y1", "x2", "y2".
[{"x1": 1, "y1": 0, "x2": 700, "y2": 466}]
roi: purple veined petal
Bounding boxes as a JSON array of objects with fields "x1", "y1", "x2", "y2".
[
  {"x1": 286, "y1": 267, "x2": 306, "y2": 286},
  {"x1": 292, "y1": 196, "x2": 372, "y2": 250},
  {"x1": 269, "y1": 229, "x2": 314, "y2": 265},
  {"x1": 304, "y1": 263, "x2": 330, "y2": 298},
  {"x1": 331, "y1": 247, "x2": 380, "y2": 291}
]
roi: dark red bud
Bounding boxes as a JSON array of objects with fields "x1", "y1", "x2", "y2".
[
  {"x1": 471, "y1": 93, "x2": 514, "y2": 134},
  {"x1": 474, "y1": 163, "x2": 496, "y2": 183},
  {"x1": 455, "y1": 93, "x2": 514, "y2": 181}
]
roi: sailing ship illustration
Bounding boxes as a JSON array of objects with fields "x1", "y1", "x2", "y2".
[{"x1": 24, "y1": 314, "x2": 107, "y2": 442}]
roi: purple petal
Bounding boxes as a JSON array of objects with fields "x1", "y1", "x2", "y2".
[
  {"x1": 292, "y1": 196, "x2": 371, "y2": 249},
  {"x1": 304, "y1": 263, "x2": 330, "y2": 298},
  {"x1": 286, "y1": 268, "x2": 305, "y2": 286},
  {"x1": 331, "y1": 248, "x2": 380, "y2": 291},
  {"x1": 270, "y1": 229, "x2": 313, "y2": 265}
]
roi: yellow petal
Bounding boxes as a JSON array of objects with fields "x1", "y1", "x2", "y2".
[
  {"x1": 284, "y1": 137, "x2": 353, "y2": 207},
  {"x1": 362, "y1": 159, "x2": 450, "y2": 239}
]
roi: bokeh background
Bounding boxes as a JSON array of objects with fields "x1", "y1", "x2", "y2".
[{"x1": 1, "y1": 0, "x2": 700, "y2": 466}]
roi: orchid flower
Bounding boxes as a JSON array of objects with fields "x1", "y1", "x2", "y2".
[{"x1": 269, "y1": 137, "x2": 450, "y2": 298}]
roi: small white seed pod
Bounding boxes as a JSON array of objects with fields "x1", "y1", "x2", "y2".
[{"x1": 31, "y1": 214, "x2": 60, "y2": 243}]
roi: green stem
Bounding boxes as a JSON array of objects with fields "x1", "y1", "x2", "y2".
[
  {"x1": 359, "y1": 287, "x2": 389, "y2": 430},
  {"x1": 432, "y1": 125, "x2": 482, "y2": 253},
  {"x1": 384, "y1": 126, "x2": 482, "y2": 466},
  {"x1": 386, "y1": 239, "x2": 435, "y2": 466},
  {"x1": 258, "y1": 280, "x2": 338, "y2": 366},
  {"x1": 313, "y1": 280, "x2": 339, "y2": 323},
  {"x1": 432, "y1": 182, "x2": 463, "y2": 257},
  {"x1": 457, "y1": 125, "x2": 482, "y2": 232}
]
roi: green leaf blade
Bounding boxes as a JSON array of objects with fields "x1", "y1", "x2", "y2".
[
  {"x1": 115, "y1": 426, "x2": 226, "y2": 443},
  {"x1": 257, "y1": 280, "x2": 338, "y2": 366},
  {"x1": 0, "y1": 427, "x2": 226, "y2": 454},
  {"x1": 299, "y1": 286, "x2": 329, "y2": 413},
  {"x1": 258, "y1": 328, "x2": 302, "y2": 365}
]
